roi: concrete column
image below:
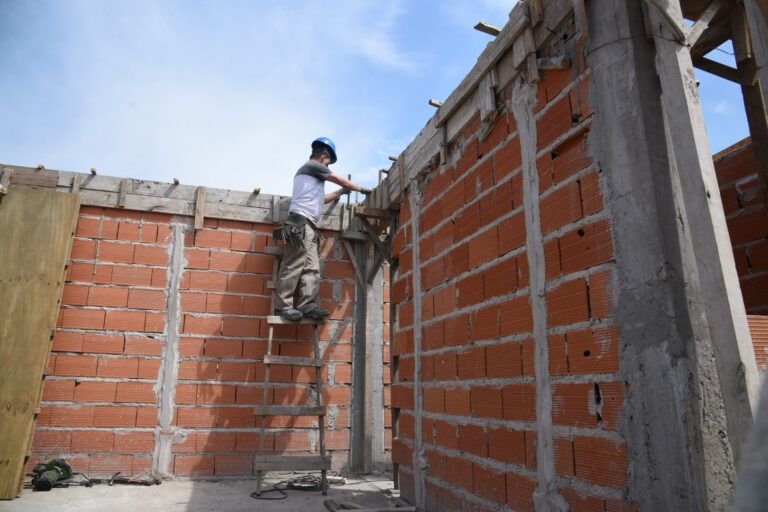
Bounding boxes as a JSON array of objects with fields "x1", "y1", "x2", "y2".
[
  {"x1": 152, "y1": 223, "x2": 186, "y2": 475},
  {"x1": 648, "y1": 0, "x2": 759, "y2": 465},
  {"x1": 409, "y1": 189, "x2": 426, "y2": 509},
  {"x1": 363, "y1": 245, "x2": 385, "y2": 473},
  {"x1": 511, "y1": 77, "x2": 568, "y2": 512},
  {"x1": 586, "y1": 1, "x2": 736, "y2": 508},
  {"x1": 351, "y1": 240, "x2": 387, "y2": 473},
  {"x1": 351, "y1": 241, "x2": 367, "y2": 473}
]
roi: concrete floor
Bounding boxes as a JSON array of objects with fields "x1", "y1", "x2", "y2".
[{"x1": 0, "y1": 473, "x2": 398, "y2": 512}]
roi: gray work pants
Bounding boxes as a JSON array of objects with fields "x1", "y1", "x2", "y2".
[{"x1": 275, "y1": 221, "x2": 320, "y2": 313}]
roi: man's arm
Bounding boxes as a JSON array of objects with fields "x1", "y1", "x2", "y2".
[
  {"x1": 325, "y1": 188, "x2": 345, "y2": 203},
  {"x1": 326, "y1": 173, "x2": 371, "y2": 194}
]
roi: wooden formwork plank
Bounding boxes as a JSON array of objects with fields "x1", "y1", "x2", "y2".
[
  {"x1": 265, "y1": 315, "x2": 324, "y2": 325},
  {"x1": 194, "y1": 186, "x2": 206, "y2": 230},
  {"x1": 0, "y1": 187, "x2": 80, "y2": 498},
  {"x1": 253, "y1": 455, "x2": 331, "y2": 471},
  {"x1": 10, "y1": 168, "x2": 59, "y2": 188}
]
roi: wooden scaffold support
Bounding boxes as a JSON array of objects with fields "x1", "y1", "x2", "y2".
[{"x1": 254, "y1": 246, "x2": 330, "y2": 496}]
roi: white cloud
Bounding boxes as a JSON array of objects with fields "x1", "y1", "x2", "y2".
[{"x1": 702, "y1": 98, "x2": 736, "y2": 117}]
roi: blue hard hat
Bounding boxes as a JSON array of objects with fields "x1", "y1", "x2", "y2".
[{"x1": 312, "y1": 137, "x2": 337, "y2": 164}]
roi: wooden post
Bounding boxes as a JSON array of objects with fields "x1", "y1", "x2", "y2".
[
  {"x1": 744, "y1": 0, "x2": 768, "y2": 110},
  {"x1": 71, "y1": 174, "x2": 82, "y2": 194},
  {"x1": 733, "y1": 4, "x2": 768, "y2": 218},
  {"x1": 119, "y1": 178, "x2": 129, "y2": 208},
  {"x1": 194, "y1": 186, "x2": 206, "y2": 230}
]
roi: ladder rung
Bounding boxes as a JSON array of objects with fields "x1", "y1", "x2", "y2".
[
  {"x1": 267, "y1": 315, "x2": 325, "y2": 325},
  {"x1": 253, "y1": 455, "x2": 330, "y2": 471},
  {"x1": 254, "y1": 405, "x2": 326, "y2": 416},
  {"x1": 264, "y1": 246, "x2": 284, "y2": 256},
  {"x1": 264, "y1": 354, "x2": 323, "y2": 367}
]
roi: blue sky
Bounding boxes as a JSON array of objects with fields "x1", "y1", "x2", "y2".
[{"x1": 0, "y1": 1, "x2": 750, "y2": 196}]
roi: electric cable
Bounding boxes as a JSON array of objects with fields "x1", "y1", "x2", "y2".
[{"x1": 251, "y1": 474, "x2": 323, "y2": 500}]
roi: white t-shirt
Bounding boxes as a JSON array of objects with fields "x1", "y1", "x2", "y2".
[{"x1": 289, "y1": 160, "x2": 331, "y2": 226}]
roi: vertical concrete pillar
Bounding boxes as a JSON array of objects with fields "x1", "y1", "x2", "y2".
[
  {"x1": 409, "y1": 189, "x2": 426, "y2": 509},
  {"x1": 587, "y1": 1, "x2": 743, "y2": 508},
  {"x1": 152, "y1": 223, "x2": 186, "y2": 475},
  {"x1": 511, "y1": 77, "x2": 568, "y2": 512},
  {"x1": 351, "y1": 240, "x2": 386, "y2": 473},
  {"x1": 351, "y1": 241, "x2": 367, "y2": 473},
  {"x1": 364, "y1": 245, "x2": 385, "y2": 472},
  {"x1": 647, "y1": 0, "x2": 759, "y2": 464}
]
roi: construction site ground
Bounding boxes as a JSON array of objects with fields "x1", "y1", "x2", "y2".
[{"x1": 0, "y1": 473, "x2": 397, "y2": 512}]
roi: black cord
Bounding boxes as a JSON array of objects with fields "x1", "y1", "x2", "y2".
[{"x1": 251, "y1": 475, "x2": 323, "y2": 500}]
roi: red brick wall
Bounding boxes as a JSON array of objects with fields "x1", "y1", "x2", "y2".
[
  {"x1": 715, "y1": 141, "x2": 768, "y2": 315},
  {"x1": 390, "y1": 22, "x2": 634, "y2": 511},
  {"x1": 32, "y1": 206, "x2": 358, "y2": 477}
]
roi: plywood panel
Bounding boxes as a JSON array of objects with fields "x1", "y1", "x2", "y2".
[{"x1": 0, "y1": 187, "x2": 80, "y2": 498}]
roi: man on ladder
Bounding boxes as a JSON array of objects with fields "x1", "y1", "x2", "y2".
[{"x1": 275, "y1": 137, "x2": 370, "y2": 321}]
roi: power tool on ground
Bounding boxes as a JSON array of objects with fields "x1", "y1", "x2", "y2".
[{"x1": 31, "y1": 458, "x2": 73, "y2": 491}]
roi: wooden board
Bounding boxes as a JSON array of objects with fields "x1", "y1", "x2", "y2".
[
  {"x1": 11, "y1": 168, "x2": 59, "y2": 188},
  {"x1": 252, "y1": 455, "x2": 331, "y2": 471},
  {"x1": 0, "y1": 187, "x2": 80, "y2": 498},
  {"x1": 1, "y1": 165, "x2": 346, "y2": 231}
]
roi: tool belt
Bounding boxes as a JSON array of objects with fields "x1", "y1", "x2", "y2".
[{"x1": 273, "y1": 212, "x2": 307, "y2": 248}]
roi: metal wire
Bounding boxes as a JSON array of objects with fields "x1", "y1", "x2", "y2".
[{"x1": 250, "y1": 474, "x2": 323, "y2": 500}]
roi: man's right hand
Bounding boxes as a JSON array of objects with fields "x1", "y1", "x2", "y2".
[{"x1": 360, "y1": 187, "x2": 372, "y2": 195}]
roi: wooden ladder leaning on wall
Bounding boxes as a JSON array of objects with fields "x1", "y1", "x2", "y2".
[{"x1": 253, "y1": 246, "x2": 330, "y2": 496}]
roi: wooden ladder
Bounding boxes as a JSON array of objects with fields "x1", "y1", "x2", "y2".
[{"x1": 254, "y1": 246, "x2": 330, "y2": 495}]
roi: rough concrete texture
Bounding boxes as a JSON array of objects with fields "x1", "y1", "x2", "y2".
[
  {"x1": 0, "y1": 474, "x2": 397, "y2": 512},
  {"x1": 586, "y1": 0, "x2": 738, "y2": 509}
]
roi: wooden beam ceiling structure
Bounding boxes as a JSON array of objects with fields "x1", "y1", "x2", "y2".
[{"x1": 679, "y1": 0, "x2": 768, "y2": 223}]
